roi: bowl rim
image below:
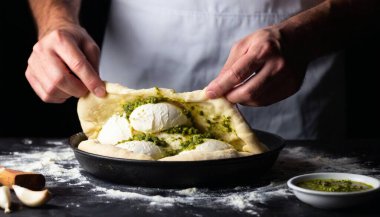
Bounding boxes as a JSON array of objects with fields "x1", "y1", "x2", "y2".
[{"x1": 287, "y1": 172, "x2": 380, "y2": 196}]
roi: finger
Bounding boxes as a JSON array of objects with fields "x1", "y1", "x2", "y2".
[
  {"x1": 28, "y1": 52, "x2": 75, "y2": 99},
  {"x1": 226, "y1": 62, "x2": 274, "y2": 106},
  {"x1": 226, "y1": 58, "x2": 290, "y2": 106},
  {"x1": 28, "y1": 53, "x2": 70, "y2": 98},
  {"x1": 206, "y1": 52, "x2": 263, "y2": 99},
  {"x1": 43, "y1": 52, "x2": 89, "y2": 98},
  {"x1": 25, "y1": 66, "x2": 67, "y2": 103},
  {"x1": 220, "y1": 41, "x2": 250, "y2": 73},
  {"x1": 81, "y1": 39, "x2": 100, "y2": 72},
  {"x1": 55, "y1": 37, "x2": 106, "y2": 97}
]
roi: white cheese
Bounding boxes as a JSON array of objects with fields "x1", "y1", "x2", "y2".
[
  {"x1": 97, "y1": 114, "x2": 133, "y2": 145},
  {"x1": 129, "y1": 103, "x2": 189, "y2": 133},
  {"x1": 116, "y1": 141, "x2": 163, "y2": 159}
]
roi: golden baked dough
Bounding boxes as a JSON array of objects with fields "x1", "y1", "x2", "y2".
[{"x1": 77, "y1": 82, "x2": 267, "y2": 161}]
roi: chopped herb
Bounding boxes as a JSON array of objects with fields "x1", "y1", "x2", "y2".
[
  {"x1": 122, "y1": 96, "x2": 166, "y2": 118},
  {"x1": 119, "y1": 133, "x2": 169, "y2": 147},
  {"x1": 179, "y1": 133, "x2": 214, "y2": 151},
  {"x1": 164, "y1": 126, "x2": 200, "y2": 135}
]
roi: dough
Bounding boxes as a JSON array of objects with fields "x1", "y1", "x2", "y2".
[{"x1": 77, "y1": 82, "x2": 268, "y2": 161}]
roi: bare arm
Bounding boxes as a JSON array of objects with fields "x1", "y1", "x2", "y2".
[
  {"x1": 206, "y1": 0, "x2": 380, "y2": 106},
  {"x1": 26, "y1": 0, "x2": 105, "y2": 103},
  {"x1": 29, "y1": 0, "x2": 81, "y2": 38}
]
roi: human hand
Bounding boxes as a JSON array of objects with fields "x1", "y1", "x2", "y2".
[
  {"x1": 25, "y1": 23, "x2": 105, "y2": 103},
  {"x1": 206, "y1": 26, "x2": 307, "y2": 106}
]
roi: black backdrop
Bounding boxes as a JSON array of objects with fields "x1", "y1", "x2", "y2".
[{"x1": 1, "y1": 1, "x2": 379, "y2": 139}]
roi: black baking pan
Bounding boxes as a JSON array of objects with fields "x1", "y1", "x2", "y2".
[{"x1": 69, "y1": 130, "x2": 285, "y2": 188}]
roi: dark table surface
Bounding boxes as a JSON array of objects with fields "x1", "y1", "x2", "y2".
[{"x1": 0, "y1": 138, "x2": 379, "y2": 217}]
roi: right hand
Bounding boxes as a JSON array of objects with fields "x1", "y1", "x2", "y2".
[{"x1": 25, "y1": 24, "x2": 106, "y2": 103}]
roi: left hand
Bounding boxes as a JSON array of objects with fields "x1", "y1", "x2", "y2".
[{"x1": 205, "y1": 26, "x2": 308, "y2": 106}]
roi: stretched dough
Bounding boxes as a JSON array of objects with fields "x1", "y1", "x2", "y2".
[
  {"x1": 160, "y1": 149, "x2": 252, "y2": 161},
  {"x1": 77, "y1": 82, "x2": 268, "y2": 161},
  {"x1": 78, "y1": 139, "x2": 153, "y2": 160}
]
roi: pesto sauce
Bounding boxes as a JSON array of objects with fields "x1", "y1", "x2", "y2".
[
  {"x1": 122, "y1": 96, "x2": 166, "y2": 118},
  {"x1": 297, "y1": 179, "x2": 373, "y2": 192},
  {"x1": 118, "y1": 133, "x2": 169, "y2": 147},
  {"x1": 164, "y1": 126, "x2": 200, "y2": 135},
  {"x1": 163, "y1": 148, "x2": 181, "y2": 157},
  {"x1": 206, "y1": 115, "x2": 233, "y2": 133},
  {"x1": 179, "y1": 133, "x2": 214, "y2": 151},
  {"x1": 122, "y1": 94, "x2": 193, "y2": 121}
]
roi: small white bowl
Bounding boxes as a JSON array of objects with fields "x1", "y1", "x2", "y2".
[{"x1": 287, "y1": 172, "x2": 380, "y2": 209}]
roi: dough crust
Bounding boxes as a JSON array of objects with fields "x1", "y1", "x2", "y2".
[
  {"x1": 77, "y1": 82, "x2": 268, "y2": 161},
  {"x1": 78, "y1": 139, "x2": 154, "y2": 160}
]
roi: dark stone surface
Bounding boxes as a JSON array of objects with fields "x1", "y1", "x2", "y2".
[{"x1": 0, "y1": 139, "x2": 379, "y2": 217}]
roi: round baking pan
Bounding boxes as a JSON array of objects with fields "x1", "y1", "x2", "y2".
[{"x1": 69, "y1": 130, "x2": 285, "y2": 188}]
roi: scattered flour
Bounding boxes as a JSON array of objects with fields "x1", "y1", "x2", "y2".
[
  {"x1": 1, "y1": 139, "x2": 379, "y2": 216},
  {"x1": 1, "y1": 144, "x2": 89, "y2": 185}
]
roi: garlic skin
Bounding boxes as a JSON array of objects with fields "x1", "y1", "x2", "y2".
[
  {"x1": 0, "y1": 186, "x2": 11, "y2": 213},
  {"x1": 12, "y1": 185, "x2": 51, "y2": 207}
]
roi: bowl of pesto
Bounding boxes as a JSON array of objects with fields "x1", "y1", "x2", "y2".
[{"x1": 287, "y1": 172, "x2": 380, "y2": 209}]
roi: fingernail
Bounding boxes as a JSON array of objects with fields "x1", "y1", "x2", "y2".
[
  {"x1": 94, "y1": 86, "x2": 106, "y2": 97},
  {"x1": 206, "y1": 90, "x2": 218, "y2": 99}
]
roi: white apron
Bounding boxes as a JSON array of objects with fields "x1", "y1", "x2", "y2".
[{"x1": 100, "y1": 0, "x2": 346, "y2": 140}]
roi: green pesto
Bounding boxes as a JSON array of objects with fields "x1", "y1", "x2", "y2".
[
  {"x1": 162, "y1": 148, "x2": 181, "y2": 157},
  {"x1": 118, "y1": 133, "x2": 169, "y2": 147},
  {"x1": 297, "y1": 179, "x2": 373, "y2": 192},
  {"x1": 164, "y1": 126, "x2": 200, "y2": 135},
  {"x1": 206, "y1": 115, "x2": 233, "y2": 133},
  {"x1": 179, "y1": 133, "x2": 214, "y2": 151},
  {"x1": 222, "y1": 116, "x2": 232, "y2": 132},
  {"x1": 122, "y1": 96, "x2": 166, "y2": 118},
  {"x1": 122, "y1": 94, "x2": 193, "y2": 121}
]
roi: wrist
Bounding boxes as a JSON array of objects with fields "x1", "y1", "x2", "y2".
[
  {"x1": 275, "y1": 21, "x2": 313, "y2": 64},
  {"x1": 37, "y1": 18, "x2": 80, "y2": 39}
]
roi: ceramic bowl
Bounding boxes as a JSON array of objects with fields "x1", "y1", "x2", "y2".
[{"x1": 287, "y1": 172, "x2": 380, "y2": 209}]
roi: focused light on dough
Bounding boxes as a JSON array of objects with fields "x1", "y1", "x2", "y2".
[
  {"x1": 129, "y1": 103, "x2": 189, "y2": 133},
  {"x1": 194, "y1": 139, "x2": 233, "y2": 152},
  {"x1": 0, "y1": 186, "x2": 11, "y2": 213},
  {"x1": 97, "y1": 114, "x2": 133, "y2": 145},
  {"x1": 12, "y1": 185, "x2": 51, "y2": 207},
  {"x1": 77, "y1": 83, "x2": 268, "y2": 161},
  {"x1": 116, "y1": 141, "x2": 164, "y2": 159}
]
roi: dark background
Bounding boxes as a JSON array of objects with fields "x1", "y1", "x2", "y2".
[{"x1": 1, "y1": 1, "x2": 379, "y2": 139}]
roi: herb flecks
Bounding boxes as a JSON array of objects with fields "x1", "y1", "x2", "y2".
[
  {"x1": 206, "y1": 115, "x2": 233, "y2": 133},
  {"x1": 179, "y1": 133, "x2": 214, "y2": 151},
  {"x1": 122, "y1": 96, "x2": 166, "y2": 118},
  {"x1": 118, "y1": 133, "x2": 169, "y2": 147},
  {"x1": 164, "y1": 126, "x2": 200, "y2": 135}
]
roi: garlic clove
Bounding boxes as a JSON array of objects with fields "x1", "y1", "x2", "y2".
[
  {"x1": 12, "y1": 185, "x2": 51, "y2": 207},
  {"x1": 0, "y1": 186, "x2": 11, "y2": 213}
]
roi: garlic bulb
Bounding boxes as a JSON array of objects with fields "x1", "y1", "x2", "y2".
[
  {"x1": 0, "y1": 186, "x2": 11, "y2": 213},
  {"x1": 12, "y1": 185, "x2": 51, "y2": 207}
]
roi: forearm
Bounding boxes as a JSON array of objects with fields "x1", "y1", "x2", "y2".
[
  {"x1": 28, "y1": 0, "x2": 82, "y2": 39},
  {"x1": 277, "y1": 0, "x2": 380, "y2": 62}
]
